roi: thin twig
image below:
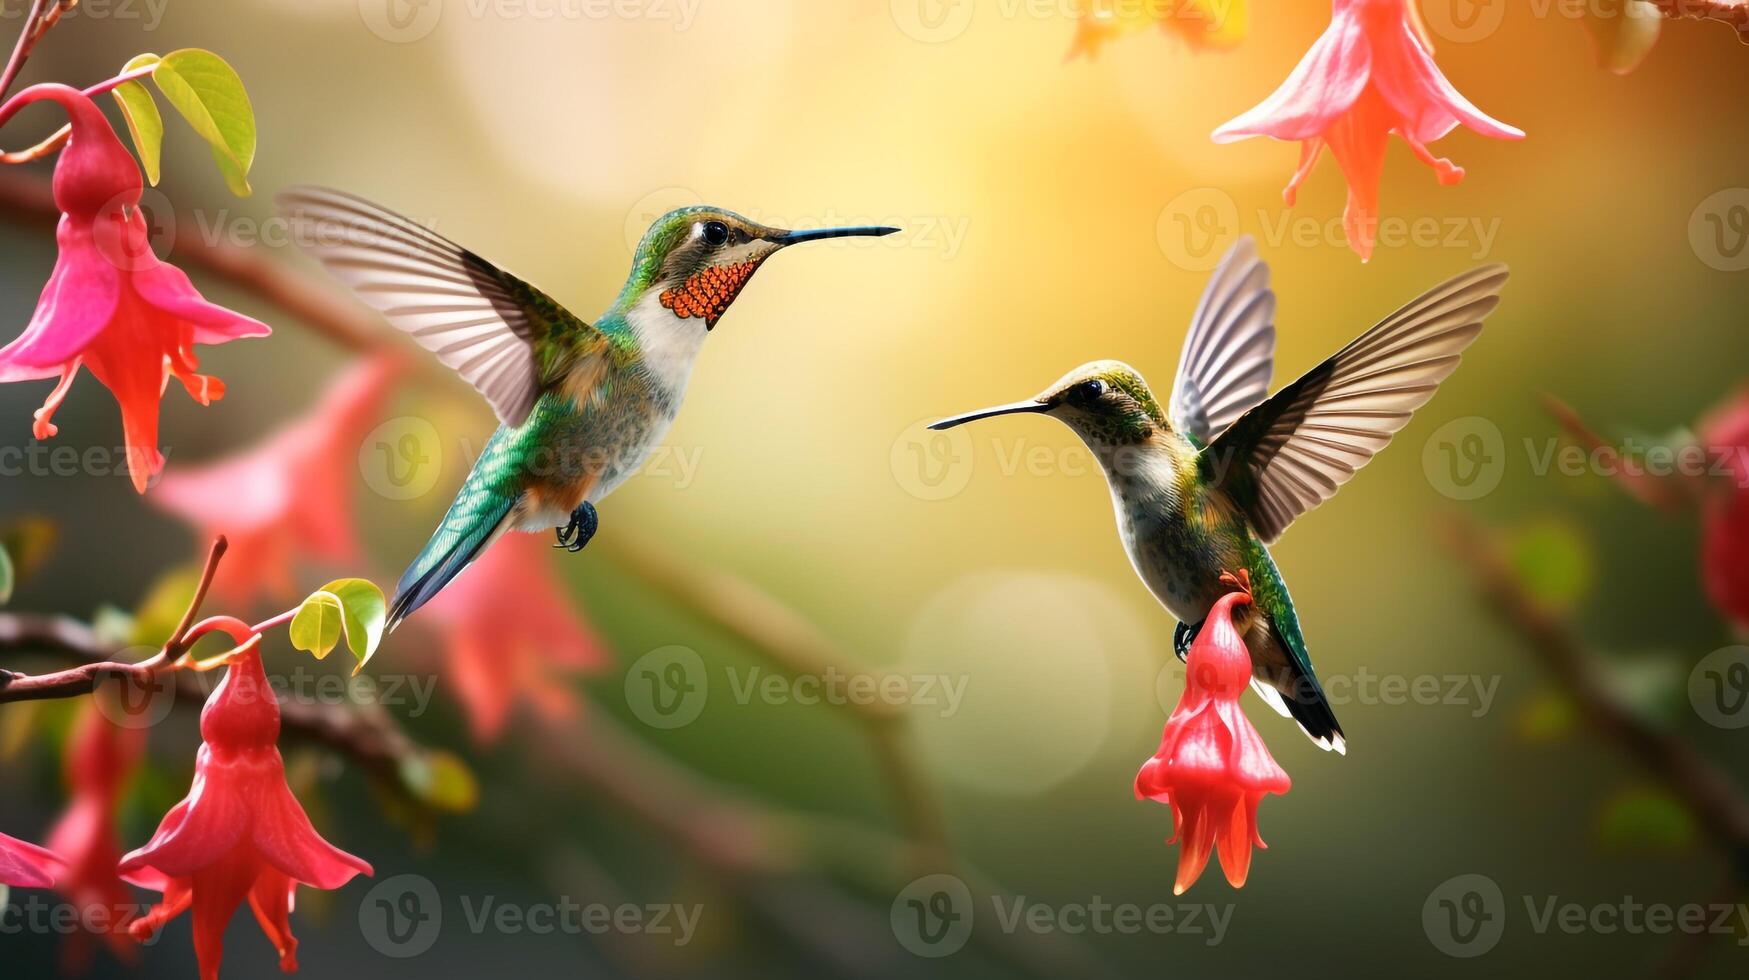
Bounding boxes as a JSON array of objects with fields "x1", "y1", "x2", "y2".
[{"x1": 1646, "y1": 0, "x2": 1749, "y2": 38}]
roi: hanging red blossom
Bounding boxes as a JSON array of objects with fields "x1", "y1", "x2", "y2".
[
  {"x1": 420, "y1": 532, "x2": 609, "y2": 743},
  {"x1": 1135, "y1": 581, "x2": 1290, "y2": 893},
  {"x1": 47, "y1": 704, "x2": 148, "y2": 970},
  {"x1": 1699, "y1": 388, "x2": 1749, "y2": 631},
  {"x1": 152, "y1": 356, "x2": 403, "y2": 606},
  {"x1": 0, "y1": 829, "x2": 63, "y2": 888},
  {"x1": 1211, "y1": 0, "x2": 1523, "y2": 261},
  {"x1": 118, "y1": 645, "x2": 371, "y2": 979},
  {"x1": 0, "y1": 83, "x2": 269, "y2": 493}
]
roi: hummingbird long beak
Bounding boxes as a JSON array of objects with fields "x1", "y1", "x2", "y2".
[
  {"x1": 767, "y1": 225, "x2": 901, "y2": 246},
  {"x1": 928, "y1": 400, "x2": 1050, "y2": 430}
]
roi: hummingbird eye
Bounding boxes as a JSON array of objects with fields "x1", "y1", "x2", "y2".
[
  {"x1": 702, "y1": 221, "x2": 730, "y2": 247},
  {"x1": 1071, "y1": 379, "x2": 1107, "y2": 404}
]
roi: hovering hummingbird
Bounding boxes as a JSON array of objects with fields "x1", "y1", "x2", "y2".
[
  {"x1": 930, "y1": 240, "x2": 1508, "y2": 753},
  {"x1": 279, "y1": 187, "x2": 897, "y2": 629}
]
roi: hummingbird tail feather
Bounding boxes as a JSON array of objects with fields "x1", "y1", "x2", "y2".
[
  {"x1": 1282, "y1": 675, "x2": 1347, "y2": 756},
  {"x1": 387, "y1": 493, "x2": 518, "y2": 632}
]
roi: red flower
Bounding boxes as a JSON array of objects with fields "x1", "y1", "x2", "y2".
[
  {"x1": 47, "y1": 704, "x2": 147, "y2": 969},
  {"x1": 421, "y1": 533, "x2": 608, "y2": 743},
  {"x1": 0, "y1": 84, "x2": 269, "y2": 493},
  {"x1": 1135, "y1": 583, "x2": 1290, "y2": 893},
  {"x1": 152, "y1": 356, "x2": 403, "y2": 606},
  {"x1": 0, "y1": 830, "x2": 63, "y2": 888},
  {"x1": 118, "y1": 645, "x2": 371, "y2": 979},
  {"x1": 1212, "y1": 0, "x2": 1523, "y2": 261},
  {"x1": 1699, "y1": 389, "x2": 1749, "y2": 631}
]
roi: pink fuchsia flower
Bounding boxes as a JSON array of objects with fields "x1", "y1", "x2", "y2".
[
  {"x1": 0, "y1": 830, "x2": 63, "y2": 889},
  {"x1": 152, "y1": 356, "x2": 404, "y2": 607},
  {"x1": 47, "y1": 704, "x2": 149, "y2": 970},
  {"x1": 1699, "y1": 389, "x2": 1749, "y2": 631},
  {"x1": 1135, "y1": 581, "x2": 1290, "y2": 893},
  {"x1": 421, "y1": 532, "x2": 609, "y2": 743},
  {"x1": 0, "y1": 84, "x2": 269, "y2": 493},
  {"x1": 1066, "y1": 0, "x2": 1246, "y2": 60},
  {"x1": 118, "y1": 644, "x2": 371, "y2": 979},
  {"x1": 1211, "y1": 0, "x2": 1523, "y2": 261}
]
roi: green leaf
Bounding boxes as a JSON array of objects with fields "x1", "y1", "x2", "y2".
[
  {"x1": 400, "y1": 751, "x2": 480, "y2": 813},
  {"x1": 112, "y1": 54, "x2": 163, "y2": 185},
  {"x1": 0, "y1": 544, "x2": 11, "y2": 605},
  {"x1": 1514, "y1": 689, "x2": 1578, "y2": 743},
  {"x1": 289, "y1": 590, "x2": 344, "y2": 661},
  {"x1": 301, "y1": 578, "x2": 387, "y2": 673},
  {"x1": 150, "y1": 48, "x2": 255, "y2": 197},
  {"x1": 1596, "y1": 786, "x2": 1697, "y2": 854},
  {"x1": 1508, "y1": 518, "x2": 1593, "y2": 612}
]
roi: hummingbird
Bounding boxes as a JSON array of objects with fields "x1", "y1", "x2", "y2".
[
  {"x1": 278, "y1": 187, "x2": 897, "y2": 630},
  {"x1": 930, "y1": 239, "x2": 1508, "y2": 753}
]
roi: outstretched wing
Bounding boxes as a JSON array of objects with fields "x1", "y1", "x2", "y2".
[
  {"x1": 1169, "y1": 236, "x2": 1276, "y2": 445},
  {"x1": 277, "y1": 186, "x2": 605, "y2": 428},
  {"x1": 1207, "y1": 264, "x2": 1509, "y2": 543}
]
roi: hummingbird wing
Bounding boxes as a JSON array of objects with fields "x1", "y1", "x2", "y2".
[
  {"x1": 1206, "y1": 264, "x2": 1509, "y2": 543},
  {"x1": 277, "y1": 186, "x2": 606, "y2": 428},
  {"x1": 1168, "y1": 236, "x2": 1276, "y2": 445}
]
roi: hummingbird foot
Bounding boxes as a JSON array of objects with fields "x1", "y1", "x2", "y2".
[
  {"x1": 554, "y1": 502, "x2": 599, "y2": 554},
  {"x1": 1173, "y1": 619, "x2": 1203, "y2": 663}
]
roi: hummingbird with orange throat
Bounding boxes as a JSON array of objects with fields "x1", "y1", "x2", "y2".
[
  {"x1": 279, "y1": 188, "x2": 897, "y2": 629},
  {"x1": 930, "y1": 240, "x2": 1508, "y2": 752}
]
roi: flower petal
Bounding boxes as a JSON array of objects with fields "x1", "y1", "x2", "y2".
[
  {"x1": 1212, "y1": 7, "x2": 1371, "y2": 143},
  {"x1": 0, "y1": 218, "x2": 121, "y2": 377}
]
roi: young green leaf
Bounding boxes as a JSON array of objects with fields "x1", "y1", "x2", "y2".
[
  {"x1": 0, "y1": 543, "x2": 12, "y2": 605},
  {"x1": 290, "y1": 590, "x2": 344, "y2": 661},
  {"x1": 399, "y1": 751, "x2": 480, "y2": 813},
  {"x1": 111, "y1": 54, "x2": 163, "y2": 185},
  {"x1": 151, "y1": 49, "x2": 255, "y2": 197},
  {"x1": 318, "y1": 578, "x2": 387, "y2": 674}
]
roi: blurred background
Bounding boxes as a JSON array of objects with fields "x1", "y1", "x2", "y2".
[{"x1": 1, "y1": 0, "x2": 1747, "y2": 977}]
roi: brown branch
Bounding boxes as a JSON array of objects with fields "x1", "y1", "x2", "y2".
[
  {"x1": 1438, "y1": 514, "x2": 1749, "y2": 863},
  {"x1": 0, "y1": 536, "x2": 226, "y2": 703},
  {"x1": 1646, "y1": 0, "x2": 1749, "y2": 39},
  {"x1": 1542, "y1": 394, "x2": 1704, "y2": 513}
]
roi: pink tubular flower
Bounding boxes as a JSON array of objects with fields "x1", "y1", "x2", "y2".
[
  {"x1": 1699, "y1": 389, "x2": 1749, "y2": 630},
  {"x1": 153, "y1": 356, "x2": 404, "y2": 606},
  {"x1": 47, "y1": 704, "x2": 148, "y2": 969},
  {"x1": 118, "y1": 645, "x2": 371, "y2": 979},
  {"x1": 0, "y1": 83, "x2": 269, "y2": 493},
  {"x1": 1212, "y1": 0, "x2": 1523, "y2": 261},
  {"x1": 422, "y1": 532, "x2": 608, "y2": 743},
  {"x1": 1135, "y1": 583, "x2": 1290, "y2": 894},
  {"x1": 0, "y1": 830, "x2": 63, "y2": 889}
]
